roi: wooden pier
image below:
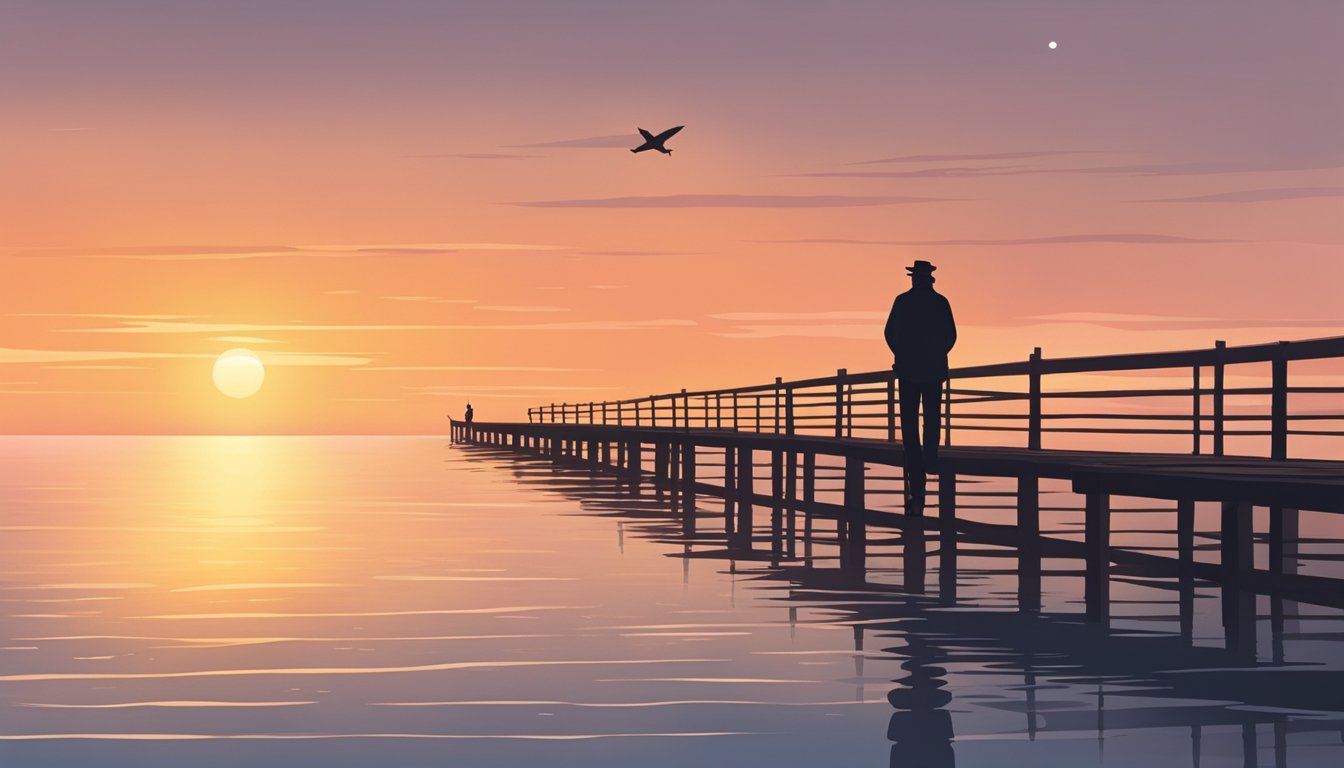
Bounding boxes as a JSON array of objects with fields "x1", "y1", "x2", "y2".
[{"x1": 451, "y1": 335, "x2": 1344, "y2": 619}]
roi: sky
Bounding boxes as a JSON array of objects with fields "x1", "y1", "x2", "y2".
[{"x1": 2, "y1": 0, "x2": 1341, "y2": 434}]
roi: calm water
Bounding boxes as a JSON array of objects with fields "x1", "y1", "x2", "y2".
[{"x1": 1, "y1": 436, "x2": 1342, "y2": 767}]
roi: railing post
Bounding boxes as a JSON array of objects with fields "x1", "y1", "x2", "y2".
[
  {"x1": 651, "y1": 397, "x2": 658, "y2": 428},
  {"x1": 1271, "y1": 340, "x2": 1289, "y2": 460},
  {"x1": 681, "y1": 388, "x2": 689, "y2": 432},
  {"x1": 634, "y1": 400, "x2": 641, "y2": 427},
  {"x1": 845, "y1": 380, "x2": 853, "y2": 438},
  {"x1": 732, "y1": 392, "x2": 739, "y2": 431},
  {"x1": 943, "y1": 378, "x2": 953, "y2": 447},
  {"x1": 1213, "y1": 340, "x2": 1226, "y2": 456},
  {"x1": 834, "y1": 369, "x2": 847, "y2": 438},
  {"x1": 886, "y1": 376, "x2": 897, "y2": 442},
  {"x1": 716, "y1": 393, "x2": 722, "y2": 429},
  {"x1": 754, "y1": 395, "x2": 761, "y2": 432},
  {"x1": 1028, "y1": 348, "x2": 1042, "y2": 450},
  {"x1": 774, "y1": 377, "x2": 783, "y2": 434},
  {"x1": 602, "y1": 401, "x2": 608, "y2": 425},
  {"x1": 1192, "y1": 364, "x2": 1202, "y2": 455},
  {"x1": 785, "y1": 386, "x2": 795, "y2": 436}
]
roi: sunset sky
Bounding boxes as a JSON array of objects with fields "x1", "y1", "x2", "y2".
[{"x1": 3, "y1": 1, "x2": 1341, "y2": 434}]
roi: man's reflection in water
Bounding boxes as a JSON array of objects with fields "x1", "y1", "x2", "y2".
[{"x1": 887, "y1": 631, "x2": 955, "y2": 767}]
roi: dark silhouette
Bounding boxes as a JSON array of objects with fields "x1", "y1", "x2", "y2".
[
  {"x1": 464, "y1": 402, "x2": 474, "y2": 424},
  {"x1": 630, "y1": 125, "x2": 683, "y2": 155},
  {"x1": 884, "y1": 260, "x2": 956, "y2": 506}
]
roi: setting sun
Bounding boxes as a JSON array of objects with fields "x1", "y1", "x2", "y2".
[{"x1": 212, "y1": 349, "x2": 265, "y2": 398}]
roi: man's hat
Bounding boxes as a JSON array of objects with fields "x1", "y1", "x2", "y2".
[{"x1": 906, "y1": 260, "x2": 937, "y2": 275}]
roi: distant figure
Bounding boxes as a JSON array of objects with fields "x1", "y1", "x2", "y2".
[
  {"x1": 630, "y1": 125, "x2": 683, "y2": 155},
  {"x1": 464, "y1": 402, "x2": 474, "y2": 424},
  {"x1": 884, "y1": 260, "x2": 957, "y2": 506}
]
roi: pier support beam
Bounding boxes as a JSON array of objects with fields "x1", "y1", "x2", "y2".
[
  {"x1": 770, "y1": 450, "x2": 784, "y2": 556},
  {"x1": 1084, "y1": 491, "x2": 1110, "y2": 622},
  {"x1": 1221, "y1": 502, "x2": 1253, "y2": 576},
  {"x1": 736, "y1": 448, "x2": 754, "y2": 546},
  {"x1": 1269, "y1": 507, "x2": 1299, "y2": 574},
  {"x1": 722, "y1": 446, "x2": 736, "y2": 534},
  {"x1": 681, "y1": 442, "x2": 696, "y2": 535},
  {"x1": 842, "y1": 456, "x2": 866, "y2": 576}
]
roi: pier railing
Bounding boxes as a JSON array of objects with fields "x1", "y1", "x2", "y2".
[{"x1": 528, "y1": 335, "x2": 1344, "y2": 460}]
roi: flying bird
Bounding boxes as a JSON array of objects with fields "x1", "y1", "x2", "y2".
[{"x1": 631, "y1": 125, "x2": 683, "y2": 155}]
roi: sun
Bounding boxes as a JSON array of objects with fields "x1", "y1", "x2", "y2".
[{"x1": 213, "y1": 349, "x2": 265, "y2": 398}]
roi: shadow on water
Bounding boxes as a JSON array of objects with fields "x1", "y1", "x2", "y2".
[{"x1": 457, "y1": 443, "x2": 1344, "y2": 768}]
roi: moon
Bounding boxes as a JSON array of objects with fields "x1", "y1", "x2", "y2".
[
  {"x1": 1048, "y1": 41, "x2": 1058, "y2": 50},
  {"x1": 213, "y1": 349, "x2": 265, "y2": 398}
]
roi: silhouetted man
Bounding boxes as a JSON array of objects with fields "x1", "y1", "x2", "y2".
[
  {"x1": 884, "y1": 260, "x2": 956, "y2": 507},
  {"x1": 464, "y1": 402, "x2": 474, "y2": 424}
]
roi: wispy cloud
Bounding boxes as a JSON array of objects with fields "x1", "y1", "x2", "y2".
[
  {"x1": 0, "y1": 347, "x2": 370, "y2": 367},
  {"x1": 17, "y1": 242, "x2": 569, "y2": 261},
  {"x1": 847, "y1": 150, "x2": 1092, "y2": 166},
  {"x1": 805, "y1": 158, "x2": 1344, "y2": 180},
  {"x1": 474, "y1": 305, "x2": 569, "y2": 313},
  {"x1": 357, "y1": 365, "x2": 592, "y2": 372},
  {"x1": 60, "y1": 319, "x2": 695, "y2": 334},
  {"x1": 378, "y1": 296, "x2": 476, "y2": 304},
  {"x1": 579, "y1": 250, "x2": 707, "y2": 257},
  {"x1": 512, "y1": 194, "x2": 948, "y2": 209},
  {"x1": 710, "y1": 311, "x2": 884, "y2": 321},
  {"x1": 409, "y1": 153, "x2": 541, "y2": 160},
  {"x1": 759, "y1": 233, "x2": 1245, "y2": 246},
  {"x1": 507, "y1": 134, "x2": 632, "y2": 149},
  {"x1": 210, "y1": 336, "x2": 282, "y2": 345},
  {"x1": 1138, "y1": 186, "x2": 1344, "y2": 203},
  {"x1": 713, "y1": 325, "x2": 877, "y2": 340}
]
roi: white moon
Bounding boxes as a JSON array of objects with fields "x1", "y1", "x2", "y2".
[
  {"x1": 213, "y1": 349, "x2": 265, "y2": 398},
  {"x1": 1048, "y1": 41, "x2": 1058, "y2": 49}
]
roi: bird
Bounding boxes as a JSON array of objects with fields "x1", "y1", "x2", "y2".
[{"x1": 631, "y1": 125, "x2": 683, "y2": 155}]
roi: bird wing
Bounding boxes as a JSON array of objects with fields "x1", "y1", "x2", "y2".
[
  {"x1": 638, "y1": 128, "x2": 655, "y2": 141},
  {"x1": 654, "y1": 125, "x2": 684, "y2": 142}
]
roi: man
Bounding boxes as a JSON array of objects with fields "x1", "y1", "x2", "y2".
[
  {"x1": 464, "y1": 402, "x2": 474, "y2": 424},
  {"x1": 884, "y1": 260, "x2": 957, "y2": 507}
]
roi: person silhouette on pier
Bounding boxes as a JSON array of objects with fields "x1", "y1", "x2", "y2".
[
  {"x1": 464, "y1": 402, "x2": 474, "y2": 425},
  {"x1": 884, "y1": 260, "x2": 956, "y2": 508}
]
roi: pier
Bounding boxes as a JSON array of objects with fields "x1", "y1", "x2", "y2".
[{"x1": 451, "y1": 335, "x2": 1344, "y2": 622}]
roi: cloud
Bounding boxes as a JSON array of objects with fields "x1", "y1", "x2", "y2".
[
  {"x1": 710, "y1": 311, "x2": 884, "y2": 321},
  {"x1": 61, "y1": 319, "x2": 696, "y2": 334},
  {"x1": 713, "y1": 324, "x2": 877, "y2": 340},
  {"x1": 378, "y1": 296, "x2": 475, "y2": 304},
  {"x1": 0, "y1": 347, "x2": 369, "y2": 367},
  {"x1": 210, "y1": 336, "x2": 282, "y2": 344},
  {"x1": 579, "y1": 250, "x2": 707, "y2": 257},
  {"x1": 512, "y1": 194, "x2": 948, "y2": 209},
  {"x1": 474, "y1": 305, "x2": 569, "y2": 313},
  {"x1": 357, "y1": 365, "x2": 592, "y2": 372},
  {"x1": 1030, "y1": 312, "x2": 1218, "y2": 323},
  {"x1": 1139, "y1": 186, "x2": 1344, "y2": 203},
  {"x1": 406, "y1": 385, "x2": 617, "y2": 392},
  {"x1": 17, "y1": 242, "x2": 569, "y2": 261},
  {"x1": 506, "y1": 134, "x2": 633, "y2": 149},
  {"x1": 803, "y1": 158, "x2": 1344, "y2": 180},
  {"x1": 847, "y1": 150, "x2": 1093, "y2": 166},
  {"x1": 759, "y1": 233, "x2": 1245, "y2": 246},
  {"x1": 409, "y1": 153, "x2": 540, "y2": 160}
]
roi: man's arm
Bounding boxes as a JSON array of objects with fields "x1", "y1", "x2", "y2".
[
  {"x1": 943, "y1": 297, "x2": 957, "y2": 353},
  {"x1": 884, "y1": 297, "x2": 901, "y2": 357}
]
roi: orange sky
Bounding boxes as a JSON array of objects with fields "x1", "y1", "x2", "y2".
[{"x1": 2, "y1": 2, "x2": 1341, "y2": 434}]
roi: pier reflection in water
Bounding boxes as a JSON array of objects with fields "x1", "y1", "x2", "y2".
[
  {"x1": 479, "y1": 441, "x2": 1344, "y2": 768},
  {"x1": 2, "y1": 436, "x2": 1343, "y2": 767}
]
